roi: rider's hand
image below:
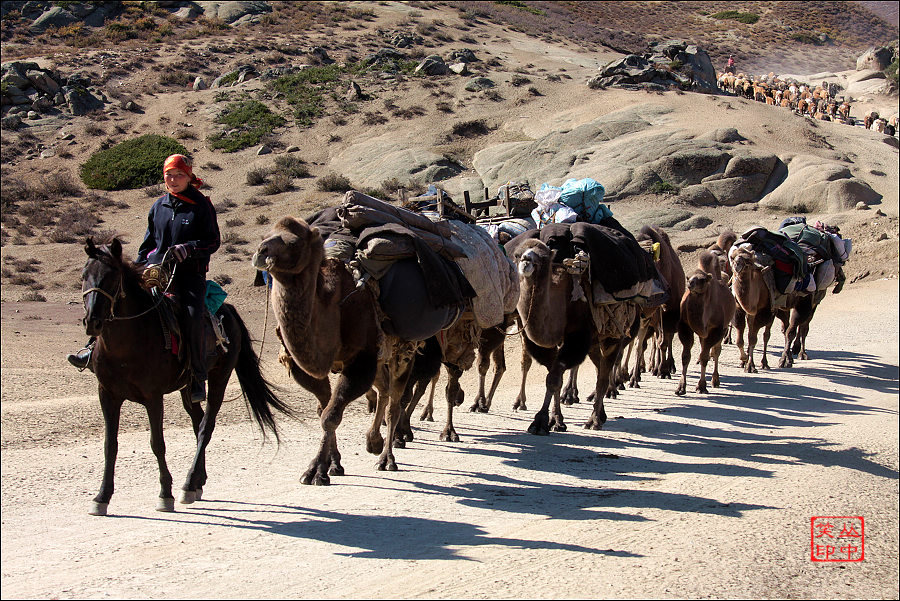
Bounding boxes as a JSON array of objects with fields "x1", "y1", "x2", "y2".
[{"x1": 171, "y1": 244, "x2": 191, "y2": 263}]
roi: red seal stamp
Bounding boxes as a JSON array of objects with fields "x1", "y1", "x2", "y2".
[{"x1": 810, "y1": 516, "x2": 864, "y2": 562}]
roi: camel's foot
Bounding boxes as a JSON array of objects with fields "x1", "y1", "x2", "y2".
[
  {"x1": 675, "y1": 381, "x2": 687, "y2": 396},
  {"x1": 366, "y1": 432, "x2": 384, "y2": 455},
  {"x1": 799, "y1": 351, "x2": 809, "y2": 360},
  {"x1": 778, "y1": 354, "x2": 792, "y2": 369},
  {"x1": 301, "y1": 462, "x2": 331, "y2": 486},
  {"x1": 605, "y1": 387, "x2": 618, "y2": 399},
  {"x1": 156, "y1": 497, "x2": 176, "y2": 513},
  {"x1": 549, "y1": 415, "x2": 567, "y2": 432},
  {"x1": 628, "y1": 379, "x2": 640, "y2": 389},
  {"x1": 88, "y1": 501, "x2": 109, "y2": 516},
  {"x1": 513, "y1": 397, "x2": 527, "y2": 412},
  {"x1": 328, "y1": 460, "x2": 344, "y2": 476},
  {"x1": 711, "y1": 373, "x2": 721, "y2": 388},
  {"x1": 418, "y1": 408, "x2": 434, "y2": 422},
  {"x1": 561, "y1": 390, "x2": 579, "y2": 406},
  {"x1": 760, "y1": 358, "x2": 771, "y2": 370},
  {"x1": 527, "y1": 412, "x2": 550, "y2": 436},
  {"x1": 375, "y1": 453, "x2": 398, "y2": 472},
  {"x1": 695, "y1": 380, "x2": 709, "y2": 394},
  {"x1": 469, "y1": 397, "x2": 490, "y2": 413},
  {"x1": 582, "y1": 412, "x2": 606, "y2": 431},
  {"x1": 440, "y1": 426, "x2": 460, "y2": 442},
  {"x1": 744, "y1": 362, "x2": 758, "y2": 374}
]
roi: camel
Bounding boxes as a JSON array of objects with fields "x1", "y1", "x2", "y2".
[
  {"x1": 729, "y1": 244, "x2": 776, "y2": 373},
  {"x1": 676, "y1": 251, "x2": 736, "y2": 395},
  {"x1": 510, "y1": 235, "x2": 638, "y2": 434},
  {"x1": 253, "y1": 216, "x2": 428, "y2": 485},
  {"x1": 628, "y1": 225, "x2": 685, "y2": 387}
]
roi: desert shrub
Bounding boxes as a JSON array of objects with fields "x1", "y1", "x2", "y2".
[
  {"x1": 246, "y1": 167, "x2": 269, "y2": 186},
  {"x1": 510, "y1": 74, "x2": 531, "y2": 86},
  {"x1": 436, "y1": 101, "x2": 454, "y2": 113},
  {"x1": 887, "y1": 58, "x2": 899, "y2": 86},
  {"x1": 710, "y1": 10, "x2": 759, "y2": 24},
  {"x1": 212, "y1": 273, "x2": 232, "y2": 286},
  {"x1": 255, "y1": 214, "x2": 270, "y2": 225},
  {"x1": 316, "y1": 173, "x2": 353, "y2": 192},
  {"x1": 263, "y1": 172, "x2": 293, "y2": 195},
  {"x1": 225, "y1": 217, "x2": 245, "y2": 227},
  {"x1": 222, "y1": 231, "x2": 248, "y2": 245},
  {"x1": 496, "y1": 1, "x2": 545, "y2": 16},
  {"x1": 208, "y1": 100, "x2": 286, "y2": 152},
  {"x1": 451, "y1": 119, "x2": 491, "y2": 137},
  {"x1": 20, "y1": 291, "x2": 46, "y2": 302},
  {"x1": 273, "y1": 155, "x2": 310, "y2": 178},
  {"x1": 246, "y1": 196, "x2": 272, "y2": 207},
  {"x1": 790, "y1": 32, "x2": 822, "y2": 45},
  {"x1": 272, "y1": 65, "x2": 342, "y2": 127},
  {"x1": 650, "y1": 181, "x2": 679, "y2": 195},
  {"x1": 527, "y1": 86, "x2": 542, "y2": 96},
  {"x1": 362, "y1": 112, "x2": 388, "y2": 125},
  {"x1": 80, "y1": 135, "x2": 187, "y2": 190}
]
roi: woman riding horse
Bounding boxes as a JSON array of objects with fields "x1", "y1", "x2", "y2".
[{"x1": 68, "y1": 154, "x2": 220, "y2": 403}]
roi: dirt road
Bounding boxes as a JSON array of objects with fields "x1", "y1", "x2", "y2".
[{"x1": 1, "y1": 279, "x2": 897, "y2": 599}]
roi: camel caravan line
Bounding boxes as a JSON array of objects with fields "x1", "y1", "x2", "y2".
[
  {"x1": 716, "y1": 71, "x2": 898, "y2": 135},
  {"x1": 75, "y1": 181, "x2": 852, "y2": 513}
]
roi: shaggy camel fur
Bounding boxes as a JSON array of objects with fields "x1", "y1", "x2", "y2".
[
  {"x1": 729, "y1": 245, "x2": 775, "y2": 373},
  {"x1": 676, "y1": 251, "x2": 736, "y2": 395},
  {"x1": 254, "y1": 216, "x2": 422, "y2": 485},
  {"x1": 628, "y1": 225, "x2": 685, "y2": 386},
  {"x1": 708, "y1": 230, "x2": 738, "y2": 343},
  {"x1": 513, "y1": 239, "x2": 633, "y2": 434}
]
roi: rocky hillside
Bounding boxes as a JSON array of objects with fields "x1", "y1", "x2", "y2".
[{"x1": 1, "y1": 1, "x2": 898, "y2": 306}]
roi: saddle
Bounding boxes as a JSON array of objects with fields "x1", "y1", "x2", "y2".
[{"x1": 140, "y1": 265, "x2": 230, "y2": 364}]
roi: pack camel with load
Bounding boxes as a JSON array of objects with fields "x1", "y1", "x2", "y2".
[{"x1": 252, "y1": 191, "x2": 518, "y2": 484}]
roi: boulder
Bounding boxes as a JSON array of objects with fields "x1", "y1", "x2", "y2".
[
  {"x1": 193, "y1": 77, "x2": 207, "y2": 91},
  {"x1": 465, "y1": 77, "x2": 496, "y2": 92},
  {"x1": 62, "y1": 85, "x2": 105, "y2": 115},
  {"x1": 449, "y1": 62, "x2": 468, "y2": 75},
  {"x1": 25, "y1": 70, "x2": 60, "y2": 95},
  {"x1": 758, "y1": 155, "x2": 882, "y2": 213},
  {"x1": 856, "y1": 46, "x2": 894, "y2": 71},
  {"x1": 415, "y1": 55, "x2": 449, "y2": 76},
  {"x1": 29, "y1": 6, "x2": 78, "y2": 33},
  {"x1": 448, "y1": 49, "x2": 478, "y2": 63},
  {"x1": 194, "y1": 1, "x2": 272, "y2": 24}
]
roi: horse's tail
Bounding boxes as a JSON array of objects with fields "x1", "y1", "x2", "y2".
[{"x1": 228, "y1": 304, "x2": 295, "y2": 442}]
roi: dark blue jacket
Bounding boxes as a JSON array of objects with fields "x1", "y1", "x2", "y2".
[{"x1": 136, "y1": 186, "x2": 220, "y2": 273}]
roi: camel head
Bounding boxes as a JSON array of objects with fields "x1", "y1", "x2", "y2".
[
  {"x1": 698, "y1": 250, "x2": 723, "y2": 282},
  {"x1": 252, "y1": 216, "x2": 324, "y2": 276},
  {"x1": 513, "y1": 238, "x2": 551, "y2": 279},
  {"x1": 686, "y1": 269, "x2": 712, "y2": 295},
  {"x1": 729, "y1": 244, "x2": 770, "y2": 276}
]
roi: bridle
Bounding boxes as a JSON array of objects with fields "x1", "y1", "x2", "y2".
[{"x1": 82, "y1": 249, "x2": 176, "y2": 323}]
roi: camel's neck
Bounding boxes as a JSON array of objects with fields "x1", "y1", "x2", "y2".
[
  {"x1": 519, "y1": 265, "x2": 570, "y2": 347},
  {"x1": 732, "y1": 267, "x2": 768, "y2": 314},
  {"x1": 268, "y1": 257, "x2": 345, "y2": 379}
]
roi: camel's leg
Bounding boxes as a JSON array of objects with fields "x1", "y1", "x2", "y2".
[
  {"x1": 734, "y1": 307, "x2": 748, "y2": 366},
  {"x1": 760, "y1": 319, "x2": 773, "y2": 370},
  {"x1": 561, "y1": 365, "x2": 580, "y2": 405},
  {"x1": 418, "y1": 375, "x2": 438, "y2": 421},
  {"x1": 624, "y1": 337, "x2": 639, "y2": 388},
  {"x1": 660, "y1": 328, "x2": 677, "y2": 378},
  {"x1": 365, "y1": 389, "x2": 377, "y2": 413},
  {"x1": 90, "y1": 388, "x2": 123, "y2": 516},
  {"x1": 695, "y1": 338, "x2": 711, "y2": 394},
  {"x1": 675, "y1": 322, "x2": 693, "y2": 396},
  {"x1": 527, "y1": 359, "x2": 564, "y2": 435},
  {"x1": 376, "y1": 357, "x2": 412, "y2": 472},
  {"x1": 144, "y1": 396, "x2": 175, "y2": 512},
  {"x1": 366, "y1": 366, "x2": 389, "y2": 456},
  {"x1": 441, "y1": 364, "x2": 464, "y2": 442},
  {"x1": 302, "y1": 352, "x2": 376, "y2": 486},
  {"x1": 481, "y1": 342, "x2": 507, "y2": 412},
  {"x1": 711, "y1": 341, "x2": 724, "y2": 388},
  {"x1": 514, "y1": 346, "x2": 532, "y2": 412},
  {"x1": 744, "y1": 313, "x2": 760, "y2": 374},
  {"x1": 584, "y1": 339, "x2": 620, "y2": 430},
  {"x1": 629, "y1": 326, "x2": 649, "y2": 388}
]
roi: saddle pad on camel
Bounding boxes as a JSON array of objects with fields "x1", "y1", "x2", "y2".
[
  {"x1": 444, "y1": 219, "x2": 519, "y2": 329},
  {"x1": 377, "y1": 258, "x2": 462, "y2": 341}
]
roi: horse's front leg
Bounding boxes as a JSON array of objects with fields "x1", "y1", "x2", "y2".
[
  {"x1": 90, "y1": 388, "x2": 123, "y2": 516},
  {"x1": 145, "y1": 396, "x2": 175, "y2": 512}
]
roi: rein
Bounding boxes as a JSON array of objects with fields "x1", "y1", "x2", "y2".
[{"x1": 84, "y1": 254, "x2": 178, "y2": 323}]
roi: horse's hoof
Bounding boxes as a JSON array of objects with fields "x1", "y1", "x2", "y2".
[
  {"x1": 88, "y1": 501, "x2": 109, "y2": 516},
  {"x1": 179, "y1": 490, "x2": 197, "y2": 505},
  {"x1": 156, "y1": 497, "x2": 176, "y2": 512}
]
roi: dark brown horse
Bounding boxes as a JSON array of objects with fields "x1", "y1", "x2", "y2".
[{"x1": 80, "y1": 238, "x2": 291, "y2": 515}]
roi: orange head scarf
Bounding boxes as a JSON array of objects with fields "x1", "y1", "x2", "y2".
[{"x1": 163, "y1": 154, "x2": 203, "y2": 193}]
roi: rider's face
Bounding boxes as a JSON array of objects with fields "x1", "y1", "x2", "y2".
[{"x1": 164, "y1": 168, "x2": 190, "y2": 194}]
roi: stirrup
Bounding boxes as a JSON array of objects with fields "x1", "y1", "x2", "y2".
[{"x1": 67, "y1": 348, "x2": 93, "y2": 371}]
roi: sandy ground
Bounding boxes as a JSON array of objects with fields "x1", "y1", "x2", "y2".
[{"x1": 1, "y1": 277, "x2": 897, "y2": 599}]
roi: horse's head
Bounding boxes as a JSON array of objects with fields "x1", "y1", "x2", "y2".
[{"x1": 81, "y1": 237, "x2": 125, "y2": 336}]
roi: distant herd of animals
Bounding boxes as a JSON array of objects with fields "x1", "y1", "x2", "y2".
[
  {"x1": 717, "y1": 71, "x2": 898, "y2": 136},
  {"x1": 76, "y1": 188, "x2": 851, "y2": 515}
]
